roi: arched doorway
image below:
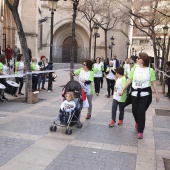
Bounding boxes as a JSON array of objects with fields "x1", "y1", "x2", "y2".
[{"x1": 62, "y1": 36, "x2": 78, "y2": 63}]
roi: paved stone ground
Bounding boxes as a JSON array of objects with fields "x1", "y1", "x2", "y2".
[{"x1": 0, "y1": 66, "x2": 170, "y2": 170}]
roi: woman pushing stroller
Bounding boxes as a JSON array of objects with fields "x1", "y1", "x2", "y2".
[{"x1": 70, "y1": 59, "x2": 97, "y2": 119}]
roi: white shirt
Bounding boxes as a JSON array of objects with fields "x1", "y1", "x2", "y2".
[
  {"x1": 79, "y1": 70, "x2": 91, "y2": 95},
  {"x1": 36, "y1": 63, "x2": 40, "y2": 70},
  {"x1": 132, "y1": 67, "x2": 150, "y2": 97},
  {"x1": 113, "y1": 78, "x2": 122, "y2": 101},
  {"x1": 18, "y1": 61, "x2": 24, "y2": 75},
  {"x1": 106, "y1": 66, "x2": 115, "y2": 80},
  {"x1": 124, "y1": 63, "x2": 130, "y2": 75},
  {"x1": 111, "y1": 60, "x2": 116, "y2": 69},
  {"x1": 93, "y1": 63, "x2": 102, "y2": 77},
  {"x1": 60, "y1": 100, "x2": 76, "y2": 112},
  {"x1": 125, "y1": 67, "x2": 132, "y2": 77},
  {"x1": 3, "y1": 64, "x2": 9, "y2": 75}
]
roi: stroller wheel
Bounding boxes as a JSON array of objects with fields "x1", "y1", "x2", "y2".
[
  {"x1": 53, "y1": 126, "x2": 57, "y2": 132},
  {"x1": 66, "y1": 128, "x2": 72, "y2": 135},
  {"x1": 76, "y1": 122, "x2": 83, "y2": 129},
  {"x1": 50, "y1": 125, "x2": 57, "y2": 132}
]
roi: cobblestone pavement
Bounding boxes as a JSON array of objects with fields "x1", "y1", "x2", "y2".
[{"x1": 0, "y1": 66, "x2": 170, "y2": 170}]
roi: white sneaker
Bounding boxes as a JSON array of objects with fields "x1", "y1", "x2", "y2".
[{"x1": 54, "y1": 120, "x2": 61, "y2": 125}]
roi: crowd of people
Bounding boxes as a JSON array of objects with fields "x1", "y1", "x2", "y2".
[
  {"x1": 0, "y1": 45, "x2": 168, "y2": 139},
  {"x1": 69, "y1": 53, "x2": 161, "y2": 139},
  {"x1": 0, "y1": 44, "x2": 56, "y2": 100}
]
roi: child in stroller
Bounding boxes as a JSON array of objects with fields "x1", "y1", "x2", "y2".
[
  {"x1": 55, "y1": 91, "x2": 76, "y2": 127},
  {"x1": 50, "y1": 80, "x2": 85, "y2": 135}
]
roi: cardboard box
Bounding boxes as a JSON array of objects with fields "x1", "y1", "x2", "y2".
[{"x1": 27, "y1": 91, "x2": 39, "y2": 104}]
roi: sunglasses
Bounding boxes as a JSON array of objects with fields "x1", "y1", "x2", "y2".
[
  {"x1": 137, "y1": 57, "x2": 141, "y2": 60},
  {"x1": 130, "y1": 63, "x2": 134, "y2": 64},
  {"x1": 82, "y1": 63, "x2": 86, "y2": 66}
]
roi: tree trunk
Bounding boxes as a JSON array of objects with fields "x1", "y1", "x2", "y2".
[
  {"x1": 104, "y1": 30, "x2": 107, "y2": 59},
  {"x1": 5, "y1": 0, "x2": 31, "y2": 102},
  {"x1": 152, "y1": 38, "x2": 159, "y2": 78},
  {"x1": 89, "y1": 26, "x2": 92, "y2": 59},
  {"x1": 70, "y1": 1, "x2": 79, "y2": 80}
]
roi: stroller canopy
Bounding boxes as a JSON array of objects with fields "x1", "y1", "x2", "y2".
[{"x1": 63, "y1": 80, "x2": 82, "y2": 98}]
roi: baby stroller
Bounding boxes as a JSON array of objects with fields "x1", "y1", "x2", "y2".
[{"x1": 50, "y1": 80, "x2": 85, "y2": 135}]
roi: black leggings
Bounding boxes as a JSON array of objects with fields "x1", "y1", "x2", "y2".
[
  {"x1": 106, "y1": 78, "x2": 115, "y2": 96},
  {"x1": 132, "y1": 95, "x2": 150, "y2": 133},
  {"x1": 32, "y1": 74, "x2": 38, "y2": 91},
  {"x1": 94, "y1": 77, "x2": 101, "y2": 93},
  {"x1": 100, "y1": 76, "x2": 103, "y2": 87},
  {"x1": 15, "y1": 77, "x2": 24, "y2": 93}
]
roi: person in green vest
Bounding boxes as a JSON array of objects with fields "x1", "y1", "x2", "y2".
[
  {"x1": 70, "y1": 59, "x2": 96, "y2": 119},
  {"x1": 31, "y1": 58, "x2": 40, "y2": 92},
  {"x1": 109, "y1": 67, "x2": 127, "y2": 127},
  {"x1": 120, "y1": 53, "x2": 159, "y2": 139}
]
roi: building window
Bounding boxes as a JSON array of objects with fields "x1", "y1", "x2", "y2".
[
  {"x1": 155, "y1": 27, "x2": 162, "y2": 33},
  {"x1": 139, "y1": 40, "x2": 149, "y2": 45},
  {"x1": 137, "y1": 29, "x2": 148, "y2": 35}
]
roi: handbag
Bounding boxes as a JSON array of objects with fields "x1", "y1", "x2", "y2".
[{"x1": 83, "y1": 97, "x2": 89, "y2": 108}]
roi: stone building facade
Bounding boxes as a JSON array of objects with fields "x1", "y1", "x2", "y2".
[
  {"x1": 0, "y1": 0, "x2": 16, "y2": 53},
  {"x1": 1, "y1": 0, "x2": 130, "y2": 63},
  {"x1": 131, "y1": 0, "x2": 170, "y2": 61}
]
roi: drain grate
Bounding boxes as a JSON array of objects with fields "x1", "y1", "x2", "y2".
[
  {"x1": 155, "y1": 109, "x2": 170, "y2": 117},
  {"x1": 164, "y1": 158, "x2": 170, "y2": 170}
]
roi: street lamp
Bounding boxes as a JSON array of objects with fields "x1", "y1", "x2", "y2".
[
  {"x1": 47, "y1": 0, "x2": 58, "y2": 92},
  {"x1": 162, "y1": 25, "x2": 169, "y2": 71},
  {"x1": 131, "y1": 47, "x2": 134, "y2": 56},
  {"x1": 70, "y1": 0, "x2": 79, "y2": 80},
  {"x1": 126, "y1": 40, "x2": 130, "y2": 58},
  {"x1": 108, "y1": 36, "x2": 115, "y2": 59},
  {"x1": 156, "y1": 36, "x2": 161, "y2": 69},
  {"x1": 93, "y1": 24, "x2": 99, "y2": 60},
  {"x1": 110, "y1": 36, "x2": 115, "y2": 59}
]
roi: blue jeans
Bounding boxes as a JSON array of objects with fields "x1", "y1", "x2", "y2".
[{"x1": 38, "y1": 74, "x2": 46, "y2": 89}]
